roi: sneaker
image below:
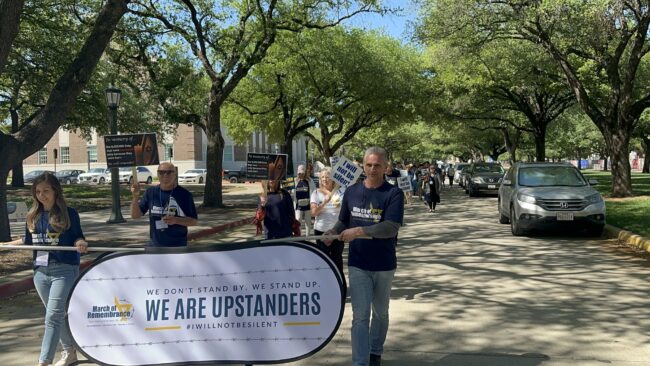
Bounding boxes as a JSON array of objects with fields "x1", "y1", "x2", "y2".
[
  {"x1": 53, "y1": 349, "x2": 77, "y2": 366},
  {"x1": 369, "y1": 353, "x2": 381, "y2": 366}
]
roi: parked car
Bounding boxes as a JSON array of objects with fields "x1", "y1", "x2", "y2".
[
  {"x1": 108, "y1": 166, "x2": 153, "y2": 184},
  {"x1": 224, "y1": 167, "x2": 254, "y2": 183},
  {"x1": 497, "y1": 162, "x2": 606, "y2": 236},
  {"x1": 78, "y1": 168, "x2": 110, "y2": 185},
  {"x1": 454, "y1": 163, "x2": 470, "y2": 186},
  {"x1": 23, "y1": 170, "x2": 54, "y2": 183},
  {"x1": 55, "y1": 169, "x2": 85, "y2": 184},
  {"x1": 464, "y1": 162, "x2": 505, "y2": 197},
  {"x1": 179, "y1": 169, "x2": 207, "y2": 184}
]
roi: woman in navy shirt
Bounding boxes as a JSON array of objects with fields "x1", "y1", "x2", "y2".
[
  {"x1": 2, "y1": 173, "x2": 88, "y2": 366},
  {"x1": 259, "y1": 180, "x2": 295, "y2": 239}
]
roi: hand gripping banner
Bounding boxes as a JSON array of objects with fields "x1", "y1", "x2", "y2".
[{"x1": 66, "y1": 241, "x2": 345, "y2": 365}]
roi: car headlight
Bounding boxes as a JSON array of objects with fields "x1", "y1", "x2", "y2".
[
  {"x1": 585, "y1": 193, "x2": 603, "y2": 204},
  {"x1": 472, "y1": 177, "x2": 482, "y2": 183},
  {"x1": 517, "y1": 193, "x2": 537, "y2": 204}
]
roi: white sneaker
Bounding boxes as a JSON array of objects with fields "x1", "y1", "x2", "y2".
[{"x1": 53, "y1": 349, "x2": 77, "y2": 366}]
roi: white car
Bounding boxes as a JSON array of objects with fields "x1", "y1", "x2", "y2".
[
  {"x1": 179, "y1": 169, "x2": 207, "y2": 184},
  {"x1": 77, "y1": 168, "x2": 110, "y2": 185},
  {"x1": 107, "y1": 166, "x2": 153, "y2": 184}
]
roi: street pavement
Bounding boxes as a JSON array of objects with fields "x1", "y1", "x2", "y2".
[{"x1": 2, "y1": 185, "x2": 650, "y2": 365}]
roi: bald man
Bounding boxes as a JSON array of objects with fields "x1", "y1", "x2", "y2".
[{"x1": 131, "y1": 162, "x2": 198, "y2": 246}]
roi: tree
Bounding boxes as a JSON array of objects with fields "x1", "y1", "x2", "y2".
[
  {"x1": 0, "y1": 0, "x2": 129, "y2": 241},
  {"x1": 130, "y1": 0, "x2": 379, "y2": 207},
  {"x1": 0, "y1": 0, "x2": 25, "y2": 72},
  {"x1": 418, "y1": 0, "x2": 650, "y2": 196}
]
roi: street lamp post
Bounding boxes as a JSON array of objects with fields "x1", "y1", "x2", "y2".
[{"x1": 106, "y1": 86, "x2": 125, "y2": 223}]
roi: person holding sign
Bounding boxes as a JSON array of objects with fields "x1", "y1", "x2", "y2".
[
  {"x1": 130, "y1": 162, "x2": 198, "y2": 246},
  {"x1": 1, "y1": 172, "x2": 88, "y2": 366},
  {"x1": 326, "y1": 146, "x2": 404, "y2": 366},
  {"x1": 259, "y1": 179, "x2": 295, "y2": 239},
  {"x1": 310, "y1": 167, "x2": 346, "y2": 278}
]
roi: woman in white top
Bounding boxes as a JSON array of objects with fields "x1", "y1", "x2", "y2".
[{"x1": 310, "y1": 168, "x2": 346, "y2": 277}]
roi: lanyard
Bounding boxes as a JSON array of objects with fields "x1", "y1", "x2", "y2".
[
  {"x1": 40, "y1": 212, "x2": 48, "y2": 244},
  {"x1": 159, "y1": 187, "x2": 174, "y2": 214}
]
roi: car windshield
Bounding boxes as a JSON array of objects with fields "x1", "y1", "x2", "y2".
[
  {"x1": 55, "y1": 170, "x2": 74, "y2": 177},
  {"x1": 88, "y1": 168, "x2": 105, "y2": 173},
  {"x1": 25, "y1": 171, "x2": 43, "y2": 177},
  {"x1": 185, "y1": 170, "x2": 203, "y2": 174},
  {"x1": 119, "y1": 167, "x2": 132, "y2": 172},
  {"x1": 456, "y1": 164, "x2": 468, "y2": 171},
  {"x1": 473, "y1": 165, "x2": 504, "y2": 173},
  {"x1": 518, "y1": 166, "x2": 587, "y2": 187}
]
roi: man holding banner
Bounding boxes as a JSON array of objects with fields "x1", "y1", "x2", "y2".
[
  {"x1": 130, "y1": 162, "x2": 198, "y2": 246},
  {"x1": 327, "y1": 146, "x2": 404, "y2": 366}
]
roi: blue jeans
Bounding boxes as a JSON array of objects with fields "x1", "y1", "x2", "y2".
[
  {"x1": 349, "y1": 266, "x2": 395, "y2": 366},
  {"x1": 33, "y1": 263, "x2": 79, "y2": 364}
]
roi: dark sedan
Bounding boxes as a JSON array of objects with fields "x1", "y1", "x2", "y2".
[
  {"x1": 55, "y1": 169, "x2": 85, "y2": 184},
  {"x1": 24, "y1": 170, "x2": 54, "y2": 183},
  {"x1": 464, "y1": 162, "x2": 505, "y2": 197}
]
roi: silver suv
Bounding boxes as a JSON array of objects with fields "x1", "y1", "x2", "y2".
[{"x1": 498, "y1": 162, "x2": 606, "y2": 236}]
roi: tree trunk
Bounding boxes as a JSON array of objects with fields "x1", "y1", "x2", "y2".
[
  {"x1": 202, "y1": 88, "x2": 225, "y2": 208},
  {"x1": 281, "y1": 138, "x2": 295, "y2": 177},
  {"x1": 602, "y1": 156, "x2": 608, "y2": 171},
  {"x1": 10, "y1": 108, "x2": 24, "y2": 187},
  {"x1": 0, "y1": 168, "x2": 11, "y2": 241},
  {"x1": 642, "y1": 138, "x2": 650, "y2": 173},
  {"x1": 604, "y1": 129, "x2": 633, "y2": 197},
  {"x1": 534, "y1": 125, "x2": 546, "y2": 162},
  {"x1": 0, "y1": 0, "x2": 24, "y2": 72}
]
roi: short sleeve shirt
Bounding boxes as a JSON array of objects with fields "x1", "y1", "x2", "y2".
[{"x1": 139, "y1": 185, "x2": 197, "y2": 247}]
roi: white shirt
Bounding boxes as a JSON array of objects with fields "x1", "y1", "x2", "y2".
[{"x1": 310, "y1": 187, "x2": 345, "y2": 232}]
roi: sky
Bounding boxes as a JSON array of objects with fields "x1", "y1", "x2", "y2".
[{"x1": 342, "y1": 0, "x2": 420, "y2": 43}]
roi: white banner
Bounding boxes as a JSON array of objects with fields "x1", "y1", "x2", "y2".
[
  {"x1": 397, "y1": 176, "x2": 412, "y2": 192},
  {"x1": 331, "y1": 156, "x2": 362, "y2": 187},
  {"x1": 67, "y1": 242, "x2": 344, "y2": 365}
]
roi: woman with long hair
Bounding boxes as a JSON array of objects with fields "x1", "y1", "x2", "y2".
[
  {"x1": 310, "y1": 168, "x2": 346, "y2": 277},
  {"x1": 258, "y1": 179, "x2": 295, "y2": 239},
  {"x1": 2, "y1": 172, "x2": 88, "y2": 366}
]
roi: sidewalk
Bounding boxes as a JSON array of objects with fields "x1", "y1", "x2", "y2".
[{"x1": 0, "y1": 183, "x2": 262, "y2": 299}]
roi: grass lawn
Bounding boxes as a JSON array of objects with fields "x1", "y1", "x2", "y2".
[{"x1": 582, "y1": 170, "x2": 650, "y2": 237}]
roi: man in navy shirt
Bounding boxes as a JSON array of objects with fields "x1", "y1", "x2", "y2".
[
  {"x1": 327, "y1": 146, "x2": 404, "y2": 366},
  {"x1": 130, "y1": 162, "x2": 198, "y2": 246}
]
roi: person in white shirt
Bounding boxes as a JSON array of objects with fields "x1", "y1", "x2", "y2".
[{"x1": 310, "y1": 167, "x2": 346, "y2": 277}]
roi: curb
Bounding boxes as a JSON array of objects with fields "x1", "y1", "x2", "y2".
[
  {"x1": 0, "y1": 217, "x2": 252, "y2": 300},
  {"x1": 603, "y1": 224, "x2": 650, "y2": 253}
]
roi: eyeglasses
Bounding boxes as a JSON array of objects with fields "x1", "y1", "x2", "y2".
[{"x1": 157, "y1": 170, "x2": 175, "y2": 176}]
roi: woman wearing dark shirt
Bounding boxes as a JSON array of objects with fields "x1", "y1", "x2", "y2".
[{"x1": 259, "y1": 180, "x2": 295, "y2": 239}]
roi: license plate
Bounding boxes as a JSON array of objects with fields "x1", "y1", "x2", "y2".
[
  {"x1": 557, "y1": 212, "x2": 574, "y2": 221},
  {"x1": 488, "y1": 185, "x2": 496, "y2": 189}
]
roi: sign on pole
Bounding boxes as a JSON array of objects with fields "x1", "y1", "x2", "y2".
[
  {"x1": 246, "y1": 153, "x2": 288, "y2": 180},
  {"x1": 104, "y1": 134, "x2": 160, "y2": 168},
  {"x1": 67, "y1": 241, "x2": 344, "y2": 366},
  {"x1": 331, "y1": 156, "x2": 362, "y2": 188}
]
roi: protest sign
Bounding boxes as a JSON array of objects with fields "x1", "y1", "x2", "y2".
[
  {"x1": 104, "y1": 134, "x2": 159, "y2": 168},
  {"x1": 67, "y1": 241, "x2": 344, "y2": 366},
  {"x1": 329, "y1": 156, "x2": 339, "y2": 167},
  {"x1": 331, "y1": 157, "x2": 362, "y2": 188},
  {"x1": 247, "y1": 153, "x2": 288, "y2": 180},
  {"x1": 397, "y1": 176, "x2": 412, "y2": 192}
]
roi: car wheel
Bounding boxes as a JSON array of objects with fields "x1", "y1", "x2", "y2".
[
  {"x1": 229, "y1": 177, "x2": 238, "y2": 184},
  {"x1": 498, "y1": 198, "x2": 510, "y2": 224},
  {"x1": 587, "y1": 225, "x2": 604, "y2": 237},
  {"x1": 65, "y1": 179, "x2": 71, "y2": 184},
  {"x1": 510, "y1": 205, "x2": 525, "y2": 236},
  {"x1": 146, "y1": 176, "x2": 152, "y2": 184},
  {"x1": 99, "y1": 177, "x2": 105, "y2": 184},
  {"x1": 199, "y1": 177, "x2": 204, "y2": 184}
]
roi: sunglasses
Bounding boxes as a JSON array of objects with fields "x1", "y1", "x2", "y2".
[{"x1": 157, "y1": 170, "x2": 175, "y2": 176}]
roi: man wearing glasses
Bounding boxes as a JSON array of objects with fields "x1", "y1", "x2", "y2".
[{"x1": 130, "y1": 162, "x2": 198, "y2": 246}]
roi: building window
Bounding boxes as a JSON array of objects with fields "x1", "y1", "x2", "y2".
[
  {"x1": 38, "y1": 148, "x2": 48, "y2": 164},
  {"x1": 60, "y1": 146, "x2": 70, "y2": 164},
  {"x1": 223, "y1": 144, "x2": 233, "y2": 162},
  {"x1": 87, "y1": 146, "x2": 97, "y2": 163},
  {"x1": 164, "y1": 143, "x2": 174, "y2": 161}
]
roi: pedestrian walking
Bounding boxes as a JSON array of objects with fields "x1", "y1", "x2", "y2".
[
  {"x1": 326, "y1": 146, "x2": 404, "y2": 366},
  {"x1": 1, "y1": 172, "x2": 88, "y2": 366},
  {"x1": 130, "y1": 162, "x2": 198, "y2": 246},
  {"x1": 423, "y1": 165, "x2": 442, "y2": 212}
]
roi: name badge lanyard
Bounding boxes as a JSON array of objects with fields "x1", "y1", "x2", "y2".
[{"x1": 159, "y1": 187, "x2": 175, "y2": 216}]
